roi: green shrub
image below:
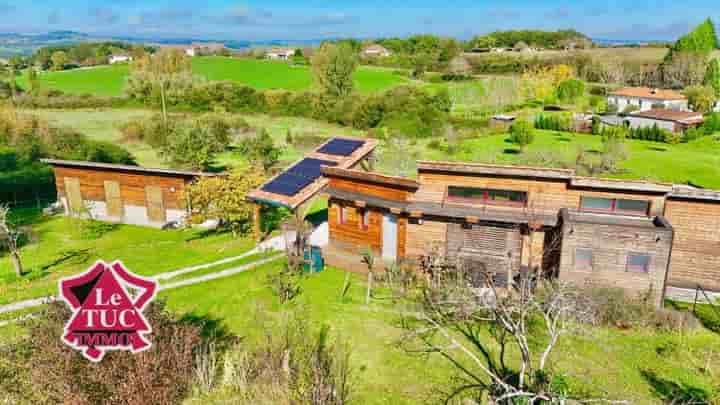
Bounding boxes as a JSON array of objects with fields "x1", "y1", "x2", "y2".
[
  {"x1": 557, "y1": 79, "x2": 586, "y2": 102},
  {"x1": 534, "y1": 114, "x2": 571, "y2": 131},
  {"x1": 508, "y1": 120, "x2": 535, "y2": 150}
]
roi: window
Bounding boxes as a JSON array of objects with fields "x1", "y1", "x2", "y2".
[
  {"x1": 575, "y1": 248, "x2": 593, "y2": 271},
  {"x1": 338, "y1": 205, "x2": 352, "y2": 225},
  {"x1": 447, "y1": 186, "x2": 527, "y2": 207},
  {"x1": 626, "y1": 253, "x2": 651, "y2": 273},
  {"x1": 359, "y1": 209, "x2": 370, "y2": 230},
  {"x1": 580, "y1": 197, "x2": 649, "y2": 216}
]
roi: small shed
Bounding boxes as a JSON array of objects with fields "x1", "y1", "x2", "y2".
[
  {"x1": 490, "y1": 114, "x2": 516, "y2": 130},
  {"x1": 42, "y1": 159, "x2": 217, "y2": 228}
]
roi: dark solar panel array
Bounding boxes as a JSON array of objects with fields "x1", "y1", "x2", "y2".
[
  {"x1": 261, "y1": 158, "x2": 338, "y2": 197},
  {"x1": 317, "y1": 138, "x2": 365, "y2": 156}
]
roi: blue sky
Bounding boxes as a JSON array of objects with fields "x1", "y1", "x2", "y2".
[{"x1": 0, "y1": 0, "x2": 718, "y2": 41}]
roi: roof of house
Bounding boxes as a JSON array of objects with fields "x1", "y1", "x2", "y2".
[
  {"x1": 321, "y1": 167, "x2": 420, "y2": 190},
  {"x1": 570, "y1": 176, "x2": 673, "y2": 194},
  {"x1": 40, "y1": 159, "x2": 218, "y2": 178},
  {"x1": 608, "y1": 87, "x2": 686, "y2": 101},
  {"x1": 561, "y1": 208, "x2": 673, "y2": 230},
  {"x1": 247, "y1": 136, "x2": 378, "y2": 210},
  {"x1": 267, "y1": 47, "x2": 295, "y2": 54},
  {"x1": 629, "y1": 109, "x2": 704, "y2": 124},
  {"x1": 417, "y1": 161, "x2": 574, "y2": 180},
  {"x1": 363, "y1": 44, "x2": 390, "y2": 53},
  {"x1": 669, "y1": 187, "x2": 720, "y2": 202}
]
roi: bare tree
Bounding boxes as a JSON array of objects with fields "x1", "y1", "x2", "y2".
[
  {"x1": 0, "y1": 204, "x2": 24, "y2": 277},
  {"x1": 282, "y1": 207, "x2": 313, "y2": 272}
]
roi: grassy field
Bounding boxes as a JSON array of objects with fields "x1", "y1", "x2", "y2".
[
  {"x1": 156, "y1": 264, "x2": 720, "y2": 403},
  {"x1": 26, "y1": 108, "x2": 720, "y2": 189},
  {"x1": 0, "y1": 208, "x2": 255, "y2": 304},
  {"x1": 20, "y1": 57, "x2": 410, "y2": 96}
]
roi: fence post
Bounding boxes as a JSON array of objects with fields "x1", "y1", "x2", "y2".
[{"x1": 692, "y1": 285, "x2": 700, "y2": 315}]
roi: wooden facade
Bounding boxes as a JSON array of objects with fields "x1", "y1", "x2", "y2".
[
  {"x1": 323, "y1": 161, "x2": 720, "y2": 306},
  {"x1": 43, "y1": 159, "x2": 213, "y2": 228}
]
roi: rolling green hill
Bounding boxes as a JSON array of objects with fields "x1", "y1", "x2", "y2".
[{"x1": 19, "y1": 57, "x2": 409, "y2": 96}]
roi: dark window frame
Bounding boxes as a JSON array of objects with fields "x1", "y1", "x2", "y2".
[
  {"x1": 580, "y1": 196, "x2": 650, "y2": 216},
  {"x1": 574, "y1": 248, "x2": 593, "y2": 271},
  {"x1": 626, "y1": 253, "x2": 651, "y2": 274},
  {"x1": 446, "y1": 186, "x2": 528, "y2": 208},
  {"x1": 358, "y1": 209, "x2": 370, "y2": 230}
]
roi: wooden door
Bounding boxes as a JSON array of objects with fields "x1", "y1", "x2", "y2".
[
  {"x1": 104, "y1": 180, "x2": 123, "y2": 218},
  {"x1": 145, "y1": 186, "x2": 166, "y2": 223},
  {"x1": 64, "y1": 177, "x2": 83, "y2": 215}
]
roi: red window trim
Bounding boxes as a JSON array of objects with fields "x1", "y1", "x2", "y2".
[
  {"x1": 358, "y1": 209, "x2": 369, "y2": 230},
  {"x1": 579, "y1": 196, "x2": 649, "y2": 216},
  {"x1": 446, "y1": 187, "x2": 528, "y2": 208}
]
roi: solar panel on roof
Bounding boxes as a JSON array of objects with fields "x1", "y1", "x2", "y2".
[
  {"x1": 317, "y1": 138, "x2": 365, "y2": 156},
  {"x1": 261, "y1": 158, "x2": 338, "y2": 197}
]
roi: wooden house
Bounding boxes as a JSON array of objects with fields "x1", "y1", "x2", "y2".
[
  {"x1": 42, "y1": 159, "x2": 216, "y2": 228},
  {"x1": 320, "y1": 160, "x2": 720, "y2": 307}
]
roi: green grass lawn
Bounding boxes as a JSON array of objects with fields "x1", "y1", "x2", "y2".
[
  {"x1": 404, "y1": 130, "x2": 720, "y2": 189},
  {"x1": 0, "y1": 208, "x2": 255, "y2": 304},
  {"x1": 163, "y1": 264, "x2": 720, "y2": 403},
  {"x1": 20, "y1": 57, "x2": 410, "y2": 96}
]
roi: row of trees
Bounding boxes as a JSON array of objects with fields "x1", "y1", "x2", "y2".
[{"x1": 467, "y1": 29, "x2": 593, "y2": 50}]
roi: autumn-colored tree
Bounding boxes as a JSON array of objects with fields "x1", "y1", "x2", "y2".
[
  {"x1": 684, "y1": 84, "x2": 718, "y2": 113},
  {"x1": 186, "y1": 166, "x2": 266, "y2": 236},
  {"x1": 50, "y1": 51, "x2": 67, "y2": 71},
  {"x1": 522, "y1": 64, "x2": 575, "y2": 104},
  {"x1": 445, "y1": 56, "x2": 472, "y2": 78},
  {"x1": 131, "y1": 48, "x2": 192, "y2": 126}
]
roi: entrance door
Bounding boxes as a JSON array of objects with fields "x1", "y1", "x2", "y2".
[
  {"x1": 382, "y1": 213, "x2": 398, "y2": 261},
  {"x1": 145, "y1": 186, "x2": 166, "y2": 223},
  {"x1": 64, "y1": 177, "x2": 83, "y2": 215},
  {"x1": 104, "y1": 180, "x2": 123, "y2": 219}
]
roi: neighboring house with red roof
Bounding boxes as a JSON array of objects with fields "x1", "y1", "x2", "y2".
[
  {"x1": 625, "y1": 109, "x2": 704, "y2": 133},
  {"x1": 607, "y1": 87, "x2": 688, "y2": 112}
]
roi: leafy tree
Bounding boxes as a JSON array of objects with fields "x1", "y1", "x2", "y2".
[
  {"x1": 508, "y1": 120, "x2": 535, "y2": 151},
  {"x1": 237, "y1": 129, "x2": 282, "y2": 173},
  {"x1": 50, "y1": 51, "x2": 68, "y2": 71},
  {"x1": 683, "y1": 84, "x2": 717, "y2": 113},
  {"x1": 0, "y1": 204, "x2": 24, "y2": 277},
  {"x1": 445, "y1": 56, "x2": 472, "y2": 79},
  {"x1": 311, "y1": 42, "x2": 358, "y2": 98},
  {"x1": 131, "y1": 48, "x2": 192, "y2": 126},
  {"x1": 27, "y1": 68, "x2": 39, "y2": 93},
  {"x1": 557, "y1": 78, "x2": 586, "y2": 102},
  {"x1": 704, "y1": 58, "x2": 720, "y2": 97},
  {"x1": 671, "y1": 18, "x2": 718, "y2": 55},
  {"x1": 160, "y1": 117, "x2": 230, "y2": 170},
  {"x1": 601, "y1": 126, "x2": 628, "y2": 172},
  {"x1": 186, "y1": 165, "x2": 266, "y2": 236}
]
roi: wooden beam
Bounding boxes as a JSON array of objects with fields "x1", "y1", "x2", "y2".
[
  {"x1": 389, "y1": 207, "x2": 402, "y2": 215},
  {"x1": 253, "y1": 203, "x2": 262, "y2": 241},
  {"x1": 466, "y1": 216, "x2": 479, "y2": 224},
  {"x1": 354, "y1": 200, "x2": 367, "y2": 208},
  {"x1": 409, "y1": 210, "x2": 423, "y2": 218}
]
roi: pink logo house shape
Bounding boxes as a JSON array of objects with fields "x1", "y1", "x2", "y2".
[{"x1": 59, "y1": 261, "x2": 157, "y2": 362}]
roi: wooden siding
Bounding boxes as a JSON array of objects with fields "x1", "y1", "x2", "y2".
[
  {"x1": 145, "y1": 186, "x2": 166, "y2": 223},
  {"x1": 446, "y1": 224, "x2": 523, "y2": 274},
  {"x1": 53, "y1": 166, "x2": 190, "y2": 210},
  {"x1": 664, "y1": 199, "x2": 720, "y2": 291},
  {"x1": 328, "y1": 201, "x2": 383, "y2": 253},
  {"x1": 406, "y1": 220, "x2": 448, "y2": 260},
  {"x1": 414, "y1": 172, "x2": 573, "y2": 215},
  {"x1": 329, "y1": 177, "x2": 411, "y2": 202},
  {"x1": 558, "y1": 220, "x2": 672, "y2": 307},
  {"x1": 63, "y1": 177, "x2": 83, "y2": 214}
]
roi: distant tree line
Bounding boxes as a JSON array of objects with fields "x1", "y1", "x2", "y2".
[
  {"x1": 28, "y1": 42, "x2": 153, "y2": 70},
  {"x1": 467, "y1": 29, "x2": 593, "y2": 50}
]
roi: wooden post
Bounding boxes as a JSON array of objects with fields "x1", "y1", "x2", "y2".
[{"x1": 253, "y1": 203, "x2": 262, "y2": 241}]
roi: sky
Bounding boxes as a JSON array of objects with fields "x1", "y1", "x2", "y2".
[{"x1": 0, "y1": 0, "x2": 718, "y2": 41}]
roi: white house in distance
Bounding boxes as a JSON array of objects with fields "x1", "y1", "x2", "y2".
[
  {"x1": 607, "y1": 87, "x2": 688, "y2": 112},
  {"x1": 362, "y1": 44, "x2": 391, "y2": 57},
  {"x1": 266, "y1": 47, "x2": 296, "y2": 60},
  {"x1": 109, "y1": 54, "x2": 132, "y2": 64},
  {"x1": 625, "y1": 109, "x2": 704, "y2": 133}
]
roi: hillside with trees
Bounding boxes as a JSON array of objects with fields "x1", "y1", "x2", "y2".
[{"x1": 467, "y1": 29, "x2": 593, "y2": 50}]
